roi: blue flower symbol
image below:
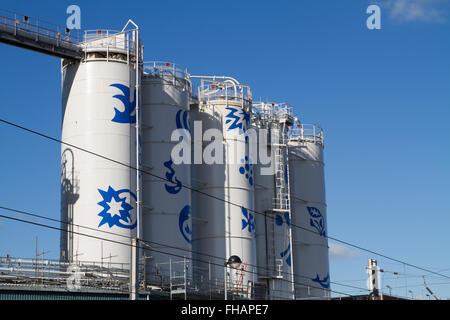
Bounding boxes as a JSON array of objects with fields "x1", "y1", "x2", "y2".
[
  {"x1": 241, "y1": 207, "x2": 255, "y2": 234},
  {"x1": 307, "y1": 207, "x2": 326, "y2": 237},
  {"x1": 239, "y1": 156, "x2": 254, "y2": 186}
]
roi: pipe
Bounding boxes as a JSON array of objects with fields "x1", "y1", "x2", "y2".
[{"x1": 190, "y1": 75, "x2": 240, "y2": 85}]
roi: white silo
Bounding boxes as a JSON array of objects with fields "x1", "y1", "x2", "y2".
[
  {"x1": 140, "y1": 62, "x2": 192, "y2": 286},
  {"x1": 60, "y1": 28, "x2": 141, "y2": 268},
  {"x1": 252, "y1": 102, "x2": 295, "y2": 299},
  {"x1": 191, "y1": 78, "x2": 256, "y2": 298},
  {"x1": 288, "y1": 124, "x2": 330, "y2": 299}
]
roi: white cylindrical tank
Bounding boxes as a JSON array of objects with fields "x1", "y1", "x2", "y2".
[
  {"x1": 60, "y1": 30, "x2": 140, "y2": 267},
  {"x1": 252, "y1": 102, "x2": 295, "y2": 300},
  {"x1": 191, "y1": 79, "x2": 256, "y2": 298},
  {"x1": 140, "y1": 62, "x2": 192, "y2": 285},
  {"x1": 288, "y1": 124, "x2": 330, "y2": 299}
]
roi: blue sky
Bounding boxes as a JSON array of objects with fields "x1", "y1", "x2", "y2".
[{"x1": 0, "y1": 0, "x2": 449, "y2": 299}]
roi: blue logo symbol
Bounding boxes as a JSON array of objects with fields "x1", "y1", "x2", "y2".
[
  {"x1": 280, "y1": 243, "x2": 292, "y2": 267},
  {"x1": 312, "y1": 273, "x2": 330, "y2": 289},
  {"x1": 275, "y1": 212, "x2": 291, "y2": 267},
  {"x1": 176, "y1": 109, "x2": 190, "y2": 131},
  {"x1": 224, "y1": 107, "x2": 250, "y2": 134},
  {"x1": 163, "y1": 159, "x2": 182, "y2": 194},
  {"x1": 97, "y1": 186, "x2": 137, "y2": 229},
  {"x1": 178, "y1": 205, "x2": 192, "y2": 244},
  {"x1": 307, "y1": 207, "x2": 326, "y2": 237},
  {"x1": 239, "y1": 156, "x2": 254, "y2": 186},
  {"x1": 275, "y1": 212, "x2": 290, "y2": 227},
  {"x1": 241, "y1": 207, "x2": 255, "y2": 235},
  {"x1": 110, "y1": 83, "x2": 136, "y2": 124}
]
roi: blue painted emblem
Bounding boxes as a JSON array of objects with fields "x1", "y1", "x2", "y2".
[
  {"x1": 178, "y1": 205, "x2": 192, "y2": 244},
  {"x1": 312, "y1": 273, "x2": 330, "y2": 289},
  {"x1": 275, "y1": 212, "x2": 292, "y2": 266},
  {"x1": 176, "y1": 109, "x2": 190, "y2": 131},
  {"x1": 163, "y1": 159, "x2": 182, "y2": 194},
  {"x1": 97, "y1": 186, "x2": 137, "y2": 229},
  {"x1": 241, "y1": 207, "x2": 255, "y2": 234},
  {"x1": 110, "y1": 83, "x2": 136, "y2": 124},
  {"x1": 224, "y1": 107, "x2": 250, "y2": 134},
  {"x1": 307, "y1": 207, "x2": 326, "y2": 237},
  {"x1": 275, "y1": 212, "x2": 290, "y2": 227},
  {"x1": 239, "y1": 156, "x2": 254, "y2": 186},
  {"x1": 280, "y1": 243, "x2": 292, "y2": 267}
]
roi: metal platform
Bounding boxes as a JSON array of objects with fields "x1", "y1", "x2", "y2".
[{"x1": 0, "y1": 9, "x2": 83, "y2": 60}]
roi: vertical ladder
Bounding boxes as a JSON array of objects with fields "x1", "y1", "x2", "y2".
[
  {"x1": 234, "y1": 262, "x2": 248, "y2": 295},
  {"x1": 271, "y1": 120, "x2": 295, "y2": 299},
  {"x1": 169, "y1": 258, "x2": 188, "y2": 300},
  {"x1": 273, "y1": 122, "x2": 290, "y2": 213}
]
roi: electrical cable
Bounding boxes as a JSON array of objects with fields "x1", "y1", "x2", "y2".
[
  {"x1": 1, "y1": 117, "x2": 449, "y2": 284},
  {"x1": 0, "y1": 212, "x2": 358, "y2": 298},
  {"x1": 0, "y1": 204, "x2": 370, "y2": 295}
]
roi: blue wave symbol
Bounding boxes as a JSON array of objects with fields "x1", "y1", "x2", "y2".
[
  {"x1": 110, "y1": 83, "x2": 136, "y2": 124},
  {"x1": 164, "y1": 159, "x2": 182, "y2": 194}
]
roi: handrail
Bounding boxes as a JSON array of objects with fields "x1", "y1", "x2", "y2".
[
  {"x1": 252, "y1": 102, "x2": 293, "y2": 122},
  {"x1": 289, "y1": 124, "x2": 324, "y2": 146},
  {"x1": 0, "y1": 8, "x2": 82, "y2": 44},
  {"x1": 197, "y1": 78, "x2": 252, "y2": 105},
  {"x1": 83, "y1": 29, "x2": 121, "y2": 41},
  {"x1": 143, "y1": 61, "x2": 189, "y2": 80}
]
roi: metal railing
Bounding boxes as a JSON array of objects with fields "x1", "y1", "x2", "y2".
[
  {"x1": 143, "y1": 61, "x2": 189, "y2": 79},
  {"x1": 198, "y1": 79, "x2": 252, "y2": 106},
  {"x1": 252, "y1": 102, "x2": 293, "y2": 123},
  {"x1": 142, "y1": 61, "x2": 191, "y2": 89},
  {"x1": 289, "y1": 124, "x2": 324, "y2": 147},
  {"x1": 0, "y1": 256, "x2": 130, "y2": 292},
  {"x1": 0, "y1": 8, "x2": 82, "y2": 44},
  {"x1": 81, "y1": 29, "x2": 141, "y2": 62}
]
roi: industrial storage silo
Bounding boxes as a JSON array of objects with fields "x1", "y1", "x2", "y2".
[
  {"x1": 191, "y1": 78, "x2": 256, "y2": 298},
  {"x1": 288, "y1": 124, "x2": 330, "y2": 299},
  {"x1": 60, "y1": 28, "x2": 141, "y2": 267},
  {"x1": 140, "y1": 62, "x2": 192, "y2": 286},
  {"x1": 252, "y1": 102, "x2": 295, "y2": 300}
]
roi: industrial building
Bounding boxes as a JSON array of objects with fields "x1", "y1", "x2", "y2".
[{"x1": 0, "y1": 11, "x2": 329, "y2": 300}]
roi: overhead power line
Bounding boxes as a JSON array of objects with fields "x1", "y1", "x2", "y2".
[
  {"x1": 0, "y1": 211, "x2": 359, "y2": 298},
  {"x1": 0, "y1": 204, "x2": 370, "y2": 294},
  {"x1": 1, "y1": 117, "x2": 450, "y2": 283}
]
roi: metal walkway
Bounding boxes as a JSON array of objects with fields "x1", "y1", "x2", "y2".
[{"x1": 0, "y1": 9, "x2": 83, "y2": 60}]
